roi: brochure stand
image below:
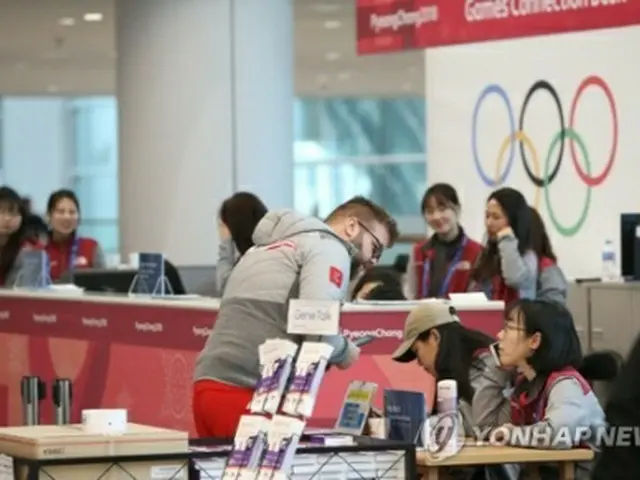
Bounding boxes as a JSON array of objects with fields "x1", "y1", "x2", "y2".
[
  {"x1": 216, "y1": 300, "x2": 417, "y2": 480},
  {"x1": 127, "y1": 252, "x2": 173, "y2": 296},
  {"x1": 13, "y1": 250, "x2": 51, "y2": 290}
]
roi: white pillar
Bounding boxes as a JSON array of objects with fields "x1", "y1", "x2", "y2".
[{"x1": 116, "y1": 0, "x2": 294, "y2": 265}]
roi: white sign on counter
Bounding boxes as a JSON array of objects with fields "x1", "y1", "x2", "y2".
[{"x1": 287, "y1": 300, "x2": 340, "y2": 336}]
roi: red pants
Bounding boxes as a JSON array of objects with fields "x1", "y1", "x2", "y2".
[{"x1": 192, "y1": 379, "x2": 254, "y2": 439}]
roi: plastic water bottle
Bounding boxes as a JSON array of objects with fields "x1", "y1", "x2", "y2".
[{"x1": 601, "y1": 240, "x2": 618, "y2": 282}]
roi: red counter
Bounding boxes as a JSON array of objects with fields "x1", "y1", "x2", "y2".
[{"x1": 0, "y1": 291, "x2": 503, "y2": 435}]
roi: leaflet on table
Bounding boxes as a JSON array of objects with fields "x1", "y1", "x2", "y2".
[
  {"x1": 334, "y1": 381, "x2": 378, "y2": 435},
  {"x1": 281, "y1": 342, "x2": 334, "y2": 418},
  {"x1": 249, "y1": 339, "x2": 299, "y2": 414},
  {"x1": 222, "y1": 415, "x2": 270, "y2": 480},
  {"x1": 257, "y1": 415, "x2": 305, "y2": 480},
  {"x1": 384, "y1": 389, "x2": 427, "y2": 447}
]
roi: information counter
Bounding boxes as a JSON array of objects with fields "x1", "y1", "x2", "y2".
[{"x1": 0, "y1": 291, "x2": 503, "y2": 435}]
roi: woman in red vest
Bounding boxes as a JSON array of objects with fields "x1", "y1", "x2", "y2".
[
  {"x1": 45, "y1": 189, "x2": 105, "y2": 281},
  {"x1": 469, "y1": 187, "x2": 566, "y2": 304},
  {"x1": 472, "y1": 299, "x2": 603, "y2": 478},
  {"x1": 0, "y1": 186, "x2": 43, "y2": 287},
  {"x1": 407, "y1": 183, "x2": 483, "y2": 299}
]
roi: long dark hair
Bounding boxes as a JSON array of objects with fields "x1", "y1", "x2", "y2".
[
  {"x1": 219, "y1": 192, "x2": 268, "y2": 255},
  {"x1": 0, "y1": 186, "x2": 26, "y2": 279},
  {"x1": 46, "y1": 189, "x2": 81, "y2": 239},
  {"x1": 417, "y1": 322, "x2": 494, "y2": 405},
  {"x1": 471, "y1": 187, "x2": 532, "y2": 282},
  {"x1": 528, "y1": 206, "x2": 556, "y2": 262}
]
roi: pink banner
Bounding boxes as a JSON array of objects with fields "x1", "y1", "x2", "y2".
[
  {"x1": 356, "y1": 0, "x2": 640, "y2": 54},
  {"x1": 0, "y1": 296, "x2": 503, "y2": 435}
]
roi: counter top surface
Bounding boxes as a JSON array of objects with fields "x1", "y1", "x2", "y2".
[{"x1": 0, "y1": 288, "x2": 504, "y2": 311}]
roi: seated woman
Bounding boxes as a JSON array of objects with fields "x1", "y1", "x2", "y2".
[
  {"x1": 469, "y1": 187, "x2": 566, "y2": 303},
  {"x1": 351, "y1": 266, "x2": 403, "y2": 300},
  {"x1": 45, "y1": 189, "x2": 105, "y2": 281},
  {"x1": 529, "y1": 206, "x2": 568, "y2": 302},
  {"x1": 0, "y1": 186, "x2": 42, "y2": 287},
  {"x1": 407, "y1": 183, "x2": 483, "y2": 299},
  {"x1": 472, "y1": 299, "x2": 604, "y2": 480},
  {"x1": 391, "y1": 302, "x2": 495, "y2": 434},
  {"x1": 216, "y1": 192, "x2": 267, "y2": 295}
]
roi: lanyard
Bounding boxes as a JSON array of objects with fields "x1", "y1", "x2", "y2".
[
  {"x1": 69, "y1": 237, "x2": 80, "y2": 270},
  {"x1": 421, "y1": 236, "x2": 467, "y2": 298}
]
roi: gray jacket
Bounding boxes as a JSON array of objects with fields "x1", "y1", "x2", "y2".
[
  {"x1": 215, "y1": 237, "x2": 237, "y2": 295},
  {"x1": 472, "y1": 356, "x2": 605, "y2": 480},
  {"x1": 473, "y1": 234, "x2": 568, "y2": 303},
  {"x1": 194, "y1": 210, "x2": 356, "y2": 388}
]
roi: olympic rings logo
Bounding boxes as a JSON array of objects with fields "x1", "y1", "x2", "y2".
[{"x1": 471, "y1": 76, "x2": 618, "y2": 237}]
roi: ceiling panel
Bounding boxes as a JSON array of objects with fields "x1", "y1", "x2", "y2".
[{"x1": 0, "y1": 0, "x2": 424, "y2": 97}]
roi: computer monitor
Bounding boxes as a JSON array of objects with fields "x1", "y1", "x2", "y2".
[
  {"x1": 620, "y1": 213, "x2": 640, "y2": 279},
  {"x1": 71, "y1": 269, "x2": 138, "y2": 294}
]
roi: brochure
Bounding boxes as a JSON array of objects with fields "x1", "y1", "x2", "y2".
[
  {"x1": 222, "y1": 415, "x2": 270, "y2": 480},
  {"x1": 281, "y1": 342, "x2": 334, "y2": 418},
  {"x1": 256, "y1": 415, "x2": 305, "y2": 480}
]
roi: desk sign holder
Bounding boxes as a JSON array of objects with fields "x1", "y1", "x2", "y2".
[
  {"x1": 286, "y1": 300, "x2": 340, "y2": 337},
  {"x1": 334, "y1": 381, "x2": 377, "y2": 435},
  {"x1": 128, "y1": 252, "x2": 173, "y2": 296},
  {"x1": 13, "y1": 250, "x2": 51, "y2": 290}
]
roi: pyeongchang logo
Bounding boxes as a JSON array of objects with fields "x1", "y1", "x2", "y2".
[
  {"x1": 0, "y1": 310, "x2": 10, "y2": 321},
  {"x1": 192, "y1": 326, "x2": 211, "y2": 338},
  {"x1": 135, "y1": 321, "x2": 163, "y2": 333},
  {"x1": 82, "y1": 317, "x2": 108, "y2": 328},
  {"x1": 342, "y1": 328, "x2": 403, "y2": 341},
  {"x1": 370, "y1": 6, "x2": 438, "y2": 33},
  {"x1": 33, "y1": 314, "x2": 56, "y2": 324}
]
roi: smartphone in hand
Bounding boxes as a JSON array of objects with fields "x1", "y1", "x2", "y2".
[
  {"x1": 354, "y1": 335, "x2": 375, "y2": 348},
  {"x1": 489, "y1": 342, "x2": 501, "y2": 366}
]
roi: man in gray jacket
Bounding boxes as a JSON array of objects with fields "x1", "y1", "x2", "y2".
[{"x1": 192, "y1": 196, "x2": 398, "y2": 438}]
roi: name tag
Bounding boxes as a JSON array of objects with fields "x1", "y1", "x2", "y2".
[{"x1": 455, "y1": 261, "x2": 471, "y2": 271}]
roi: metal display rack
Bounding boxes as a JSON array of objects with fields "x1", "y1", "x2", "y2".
[{"x1": 13, "y1": 436, "x2": 417, "y2": 480}]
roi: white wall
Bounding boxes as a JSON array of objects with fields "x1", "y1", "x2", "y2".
[{"x1": 0, "y1": 98, "x2": 69, "y2": 213}]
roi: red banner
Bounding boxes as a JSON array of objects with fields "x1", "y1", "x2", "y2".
[
  {"x1": 0, "y1": 296, "x2": 502, "y2": 435},
  {"x1": 356, "y1": 0, "x2": 640, "y2": 54}
]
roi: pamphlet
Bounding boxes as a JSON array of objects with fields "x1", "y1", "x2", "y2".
[
  {"x1": 257, "y1": 415, "x2": 305, "y2": 480},
  {"x1": 263, "y1": 340, "x2": 299, "y2": 414},
  {"x1": 222, "y1": 415, "x2": 269, "y2": 480},
  {"x1": 281, "y1": 342, "x2": 334, "y2": 418},
  {"x1": 334, "y1": 381, "x2": 378, "y2": 435},
  {"x1": 249, "y1": 339, "x2": 298, "y2": 414},
  {"x1": 384, "y1": 389, "x2": 427, "y2": 447}
]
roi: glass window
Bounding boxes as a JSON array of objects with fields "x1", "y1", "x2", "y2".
[
  {"x1": 69, "y1": 97, "x2": 119, "y2": 254},
  {"x1": 293, "y1": 97, "x2": 427, "y2": 233}
]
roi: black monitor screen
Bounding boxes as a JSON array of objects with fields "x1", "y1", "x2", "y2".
[{"x1": 620, "y1": 213, "x2": 640, "y2": 278}]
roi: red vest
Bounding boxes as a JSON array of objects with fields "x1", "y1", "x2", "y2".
[
  {"x1": 510, "y1": 367, "x2": 591, "y2": 426},
  {"x1": 46, "y1": 236, "x2": 99, "y2": 280},
  {"x1": 412, "y1": 236, "x2": 483, "y2": 298},
  {"x1": 490, "y1": 256, "x2": 556, "y2": 304}
]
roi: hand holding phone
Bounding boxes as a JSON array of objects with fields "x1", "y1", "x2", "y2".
[
  {"x1": 489, "y1": 342, "x2": 501, "y2": 366},
  {"x1": 354, "y1": 335, "x2": 375, "y2": 347}
]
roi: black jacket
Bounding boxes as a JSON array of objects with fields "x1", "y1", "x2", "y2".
[{"x1": 591, "y1": 333, "x2": 640, "y2": 479}]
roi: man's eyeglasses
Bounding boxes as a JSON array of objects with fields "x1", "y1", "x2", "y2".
[{"x1": 358, "y1": 220, "x2": 384, "y2": 260}]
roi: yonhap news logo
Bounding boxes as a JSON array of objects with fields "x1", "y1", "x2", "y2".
[{"x1": 422, "y1": 412, "x2": 640, "y2": 459}]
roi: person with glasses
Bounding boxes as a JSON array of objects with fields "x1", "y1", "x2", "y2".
[
  {"x1": 407, "y1": 183, "x2": 483, "y2": 299},
  {"x1": 0, "y1": 186, "x2": 42, "y2": 287},
  {"x1": 192, "y1": 196, "x2": 398, "y2": 439},
  {"x1": 472, "y1": 299, "x2": 603, "y2": 480}
]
